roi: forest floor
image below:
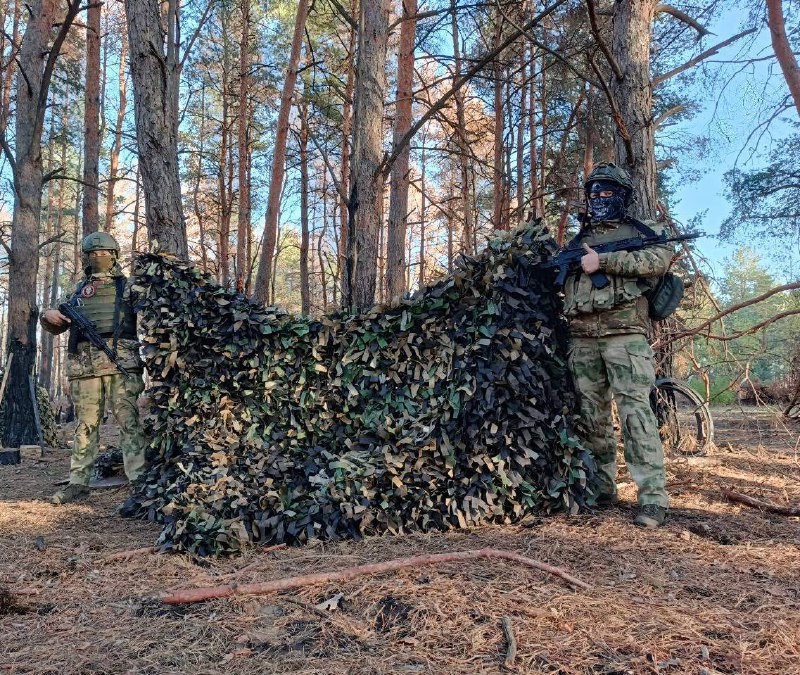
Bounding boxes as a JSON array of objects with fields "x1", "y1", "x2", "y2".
[{"x1": 0, "y1": 407, "x2": 798, "y2": 675}]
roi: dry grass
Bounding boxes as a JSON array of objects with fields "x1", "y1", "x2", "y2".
[{"x1": 1, "y1": 409, "x2": 799, "y2": 675}]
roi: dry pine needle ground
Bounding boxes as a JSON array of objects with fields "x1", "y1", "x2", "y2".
[{"x1": 1, "y1": 408, "x2": 799, "y2": 674}]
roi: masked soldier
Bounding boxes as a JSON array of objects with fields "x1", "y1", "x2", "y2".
[
  {"x1": 563, "y1": 163, "x2": 672, "y2": 527},
  {"x1": 40, "y1": 232, "x2": 147, "y2": 504}
]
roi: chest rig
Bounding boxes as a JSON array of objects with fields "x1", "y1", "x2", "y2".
[{"x1": 67, "y1": 275, "x2": 137, "y2": 354}]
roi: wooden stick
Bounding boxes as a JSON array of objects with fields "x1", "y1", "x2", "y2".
[
  {"x1": 501, "y1": 615, "x2": 517, "y2": 670},
  {"x1": 723, "y1": 490, "x2": 800, "y2": 517},
  {"x1": 161, "y1": 548, "x2": 591, "y2": 604},
  {"x1": 105, "y1": 546, "x2": 158, "y2": 561}
]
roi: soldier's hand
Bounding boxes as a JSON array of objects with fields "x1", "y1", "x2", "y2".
[
  {"x1": 42, "y1": 309, "x2": 71, "y2": 327},
  {"x1": 581, "y1": 243, "x2": 600, "y2": 274}
]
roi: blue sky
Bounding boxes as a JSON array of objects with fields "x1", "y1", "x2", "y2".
[{"x1": 668, "y1": 5, "x2": 799, "y2": 282}]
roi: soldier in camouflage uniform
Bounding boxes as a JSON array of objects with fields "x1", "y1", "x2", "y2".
[
  {"x1": 41, "y1": 232, "x2": 147, "y2": 504},
  {"x1": 563, "y1": 163, "x2": 672, "y2": 528}
]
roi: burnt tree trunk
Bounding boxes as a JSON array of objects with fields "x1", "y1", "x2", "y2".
[
  {"x1": 386, "y1": 0, "x2": 417, "y2": 300},
  {"x1": 125, "y1": 0, "x2": 188, "y2": 257}
]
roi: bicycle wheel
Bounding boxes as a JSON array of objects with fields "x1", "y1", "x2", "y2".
[{"x1": 650, "y1": 377, "x2": 714, "y2": 456}]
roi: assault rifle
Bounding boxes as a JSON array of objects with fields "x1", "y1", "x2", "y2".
[
  {"x1": 541, "y1": 231, "x2": 702, "y2": 288},
  {"x1": 58, "y1": 299, "x2": 131, "y2": 378}
]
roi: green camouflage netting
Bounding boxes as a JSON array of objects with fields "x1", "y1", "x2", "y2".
[{"x1": 124, "y1": 223, "x2": 596, "y2": 555}]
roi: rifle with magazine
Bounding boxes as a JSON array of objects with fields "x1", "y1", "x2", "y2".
[
  {"x1": 541, "y1": 227, "x2": 702, "y2": 320},
  {"x1": 58, "y1": 299, "x2": 131, "y2": 378}
]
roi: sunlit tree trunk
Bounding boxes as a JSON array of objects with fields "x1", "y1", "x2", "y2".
[
  {"x1": 3, "y1": 0, "x2": 79, "y2": 448},
  {"x1": 104, "y1": 30, "x2": 127, "y2": 232},
  {"x1": 236, "y1": 0, "x2": 251, "y2": 289},
  {"x1": 82, "y1": 1, "x2": 101, "y2": 236},
  {"x1": 450, "y1": 0, "x2": 473, "y2": 253},
  {"x1": 343, "y1": 0, "x2": 391, "y2": 309},
  {"x1": 299, "y1": 102, "x2": 310, "y2": 314},
  {"x1": 252, "y1": 0, "x2": 310, "y2": 304},
  {"x1": 125, "y1": 0, "x2": 188, "y2": 256},
  {"x1": 766, "y1": 0, "x2": 800, "y2": 117},
  {"x1": 386, "y1": 0, "x2": 417, "y2": 300}
]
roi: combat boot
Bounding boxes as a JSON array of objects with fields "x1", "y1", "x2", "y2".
[
  {"x1": 51, "y1": 484, "x2": 90, "y2": 505},
  {"x1": 634, "y1": 504, "x2": 666, "y2": 528}
]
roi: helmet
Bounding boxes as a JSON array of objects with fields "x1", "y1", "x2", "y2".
[
  {"x1": 81, "y1": 232, "x2": 120, "y2": 254},
  {"x1": 584, "y1": 163, "x2": 634, "y2": 204}
]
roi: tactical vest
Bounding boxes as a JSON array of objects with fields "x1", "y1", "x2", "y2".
[{"x1": 67, "y1": 275, "x2": 136, "y2": 353}]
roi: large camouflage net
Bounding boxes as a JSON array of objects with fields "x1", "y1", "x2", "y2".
[{"x1": 125, "y1": 224, "x2": 596, "y2": 555}]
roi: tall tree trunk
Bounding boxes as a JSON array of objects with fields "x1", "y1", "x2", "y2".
[
  {"x1": 492, "y1": 22, "x2": 505, "y2": 231},
  {"x1": 132, "y1": 167, "x2": 141, "y2": 252},
  {"x1": 528, "y1": 42, "x2": 540, "y2": 219},
  {"x1": 386, "y1": 0, "x2": 417, "y2": 300},
  {"x1": 125, "y1": 0, "x2": 188, "y2": 256},
  {"x1": 40, "y1": 130, "x2": 67, "y2": 393},
  {"x1": 193, "y1": 81, "x2": 209, "y2": 272},
  {"x1": 299, "y1": 102, "x2": 310, "y2": 314},
  {"x1": 344, "y1": 0, "x2": 391, "y2": 309},
  {"x1": 104, "y1": 31, "x2": 127, "y2": 232},
  {"x1": 339, "y1": 12, "x2": 356, "y2": 296},
  {"x1": 610, "y1": 0, "x2": 657, "y2": 220},
  {"x1": 218, "y1": 20, "x2": 232, "y2": 285},
  {"x1": 516, "y1": 58, "x2": 526, "y2": 224},
  {"x1": 451, "y1": 0, "x2": 474, "y2": 253},
  {"x1": 3, "y1": 0, "x2": 77, "y2": 448},
  {"x1": 417, "y1": 141, "x2": 427, "y2": 290},
  {"x1": 236, "y1": 0, "x2": 251, "y2": 289},
  {"x1": 82, "y1": 1, "x2": 101, "y2": 236},
  {"x1": 766, "y1": 0, "x2": 800, "y2": 117},
  {"x1": 252, "y1": 0, "x2": 310, "y2": 304},
  {"x1": 0, "y1": 0, "x2": 20, "y2": 135}
]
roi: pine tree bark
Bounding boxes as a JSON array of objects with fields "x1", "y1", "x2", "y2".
[
  {"x1": 450, "y1": 0, "x2": 474, "y2": 254},
  {"x1": 386, "y1": 0, "x2": 417, "y2": 300},
  {"x1": 104, "y1": 31, "x2": 127, "y2": 232},
  {"x1": 344, "y1": 0, "x2": 391, "y2": 309},
  {"x1": 339, "y1": 8, "x2": 356, "y2": 297},
  {"x1": 610, "y1": 0, "x2": 657, "y2": 220},
  {"x1": 766, "y1": 0, "x2": 800, "y2": 117},
  {"x1": 125, "y1": 0, "x2": 188, "y2": 257},
  {"x1": 299, "y1": 102, "x2": 310, "y2": 314},
  {"x1": 218, "y1": 20, "x2": 232, "y2": 285},
  {"x1": 3, "y1": 0, "x2": 78, "y2": 448},
  {"x1": 82, "y1": 2, "x2": 101, "y2": 237},
  {"x1": 252, "y1": 0, "x2": 310, "y2": 304},
  {"x1": 492, "y1": 22, "x2": 505, "y2": 231},
  {"x1": 236, "y1": 0, "x2": 251, "y2": 289}
]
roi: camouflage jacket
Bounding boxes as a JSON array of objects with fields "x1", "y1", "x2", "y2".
[
  {"x1": 41, "y1": 268, "x2": 144, "y2": 380},
  {"x1": 562, "y1": 219, "x2": 673, "y2": 338}
]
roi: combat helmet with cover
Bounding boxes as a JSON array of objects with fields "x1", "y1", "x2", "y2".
[
  {"x1": 583, "y1": 162, "x2": 634, "y2": 204},
  {"x1": 81, "y1": 231, "x2": 120, "y2": 255}
]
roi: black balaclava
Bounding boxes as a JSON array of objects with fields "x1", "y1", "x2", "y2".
[{"x1": 586, "y1": 180, "x2": 628, "y2": 222}]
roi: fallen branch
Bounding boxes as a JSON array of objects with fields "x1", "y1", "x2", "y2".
[
  {"x1": 723, "y1": 490, "x2": 800, "y2": 516},
  {"x1": 501, "y1": 615, "x2": 517, "y2": 669},
  {"x1": 161, "y1": 548, "x2": 591, "y2": 604},
  {"x1": 105, "y1": 546, "x2": 158, "y2": 561}
]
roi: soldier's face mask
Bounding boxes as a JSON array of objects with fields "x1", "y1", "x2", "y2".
[
  {"x1": 587, "y1": 180, "x2": 627, "y2": 221},
  {"x1": 88, "y1": 250, "x2": 115, "y2": 273}
]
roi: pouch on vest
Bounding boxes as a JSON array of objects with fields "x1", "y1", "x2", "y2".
[{"x1": 644, "y1": 271, "x2": 684, "y2": 321}]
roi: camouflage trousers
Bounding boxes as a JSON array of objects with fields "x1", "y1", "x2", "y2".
[
  {"x1": 69, "y1": 373, "x2": 146, "y2": 486},
  {"x1": 567, "y1": 334, "x2": 668, "y2": 507}
]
